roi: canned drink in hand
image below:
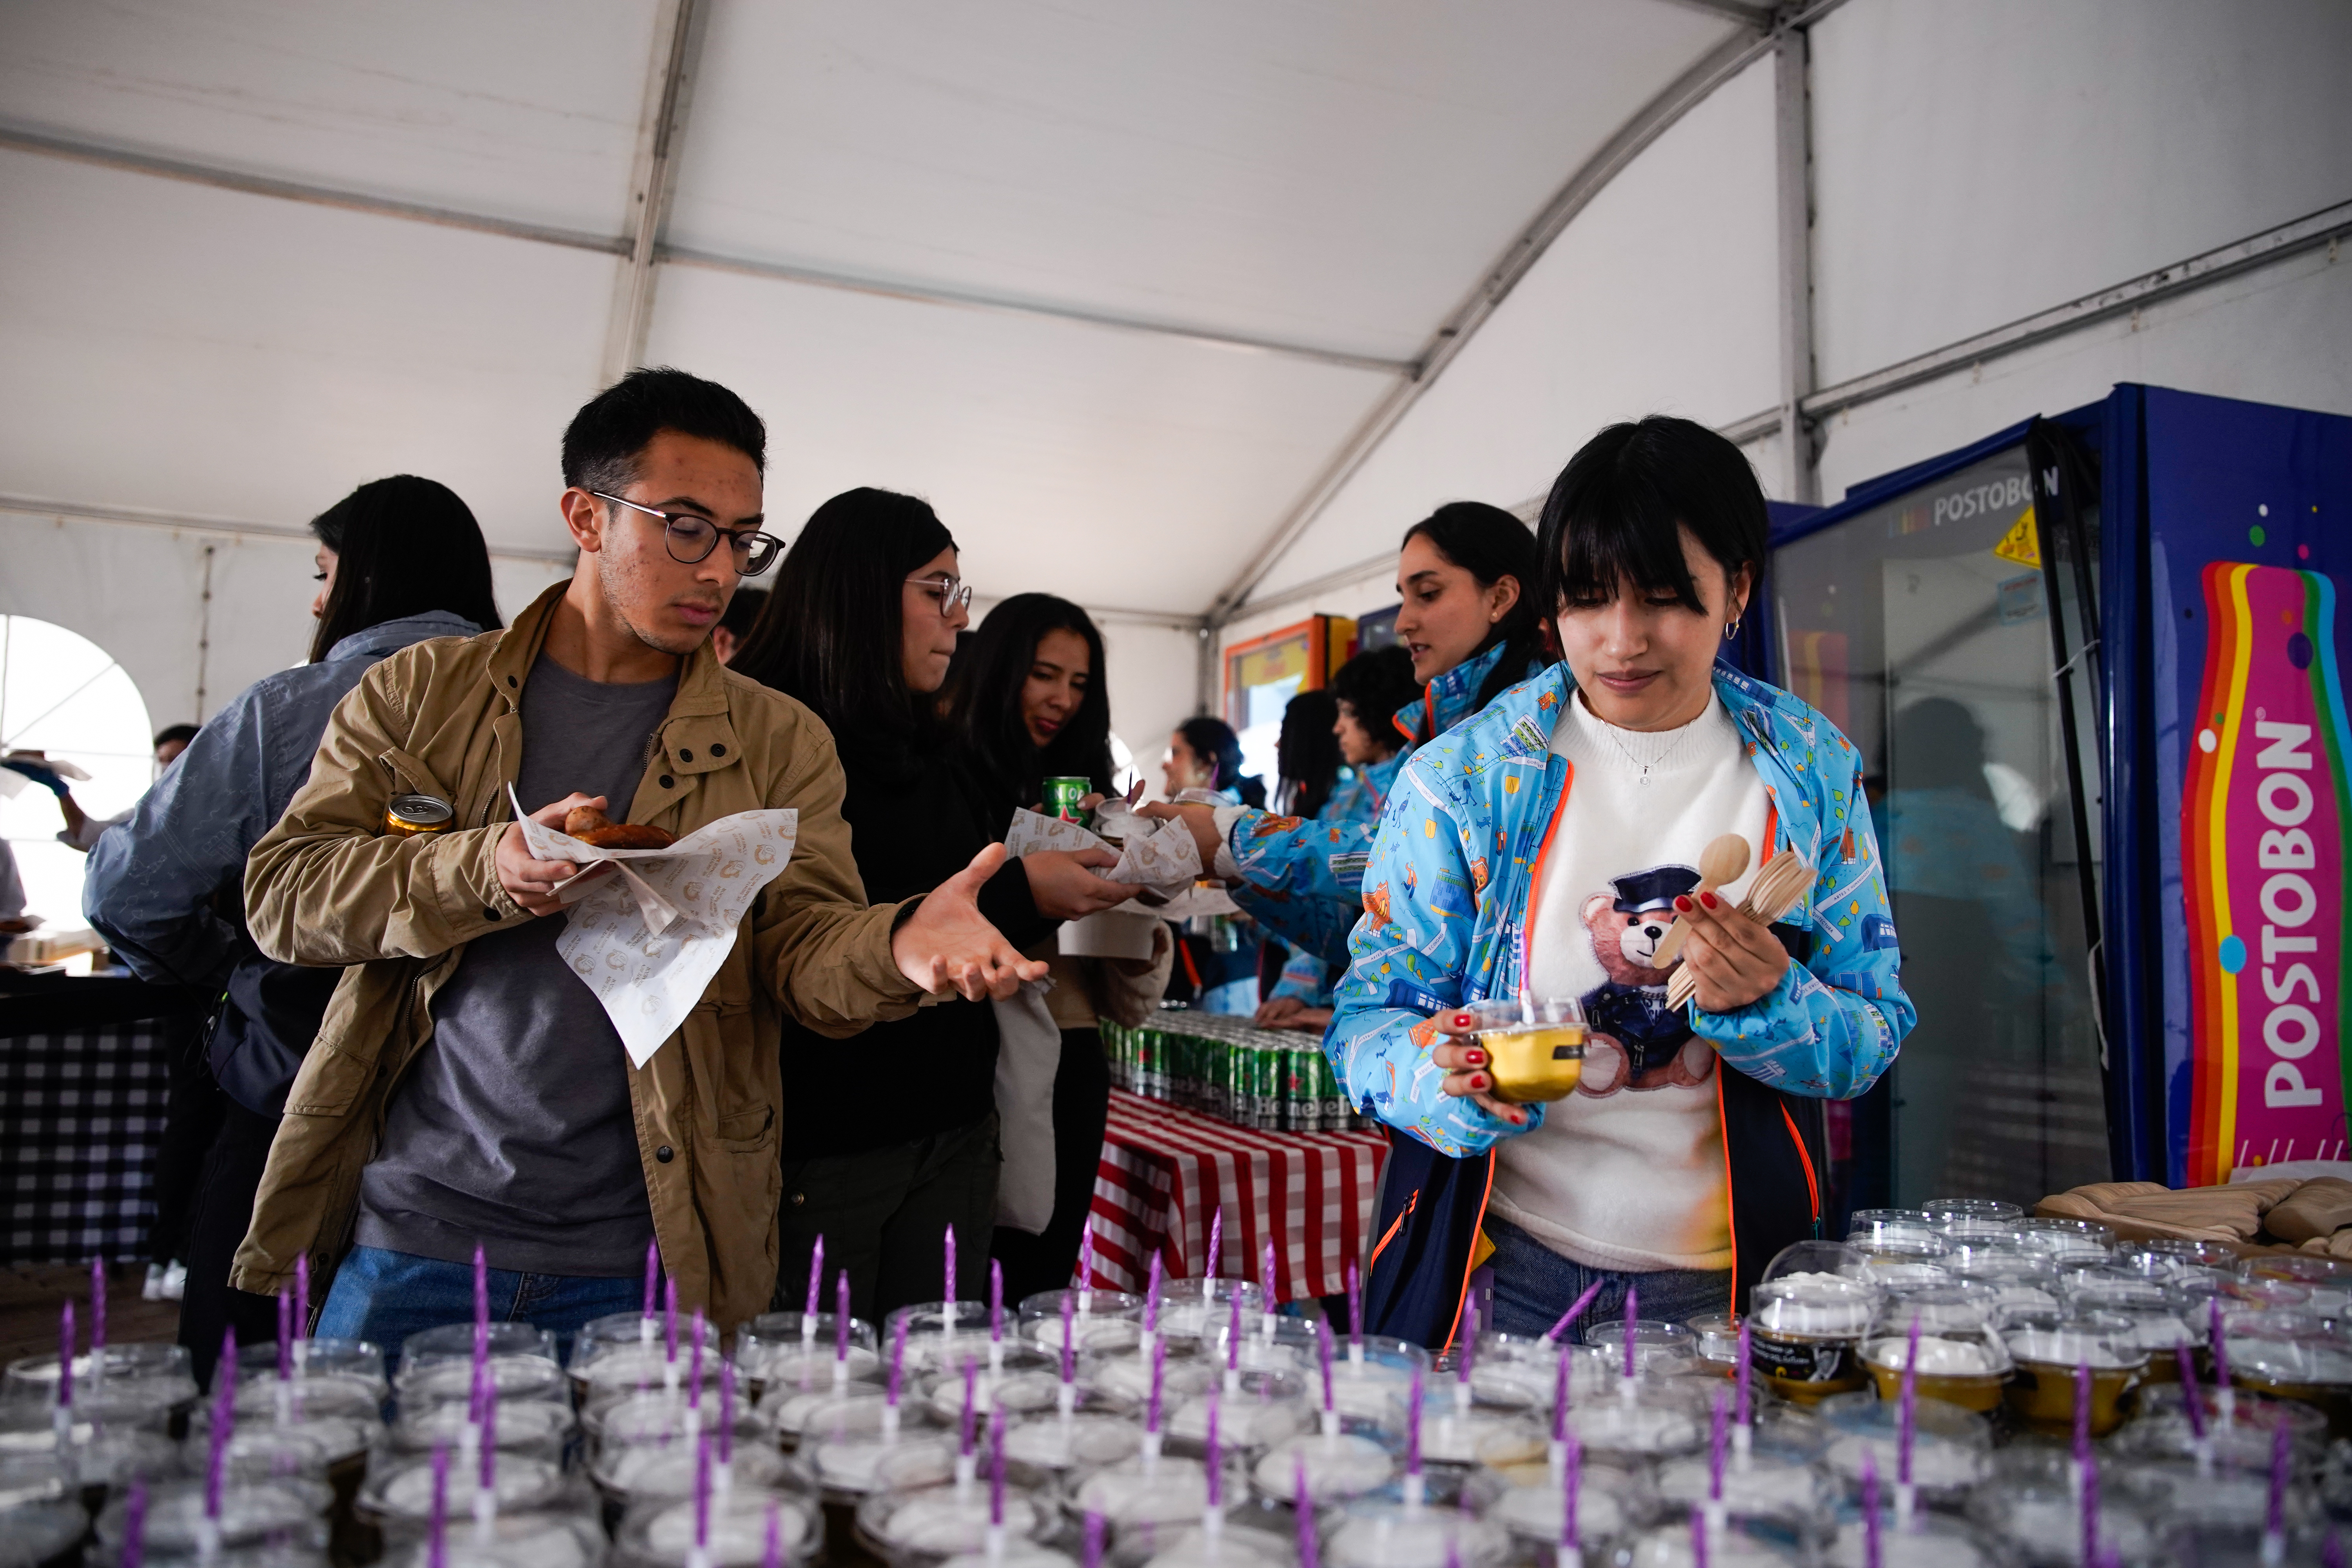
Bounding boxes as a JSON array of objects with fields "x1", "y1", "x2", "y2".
[{"x1": 1044, "y1": 777, "x2": 1092, "y2": 826}]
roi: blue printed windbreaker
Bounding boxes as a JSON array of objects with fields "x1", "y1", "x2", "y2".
[
  {"x1": 1328, "y1": 661, "x2": 1914, "y2": 1157},
  {"x1": 1265, "y1": 749, "x2": 1408, "y2": 1007},
  {"x1": 1225, "y1": 641, "x2": 1540, "y2": 970}
]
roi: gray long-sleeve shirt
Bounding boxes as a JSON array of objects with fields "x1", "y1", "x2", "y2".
[{"x1": 84, "y1": 611, "x2": 485, "y2": 989}]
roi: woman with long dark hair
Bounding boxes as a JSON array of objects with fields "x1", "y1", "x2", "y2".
[
  {"x1": 84, "y1": 474, "x2": 501, "y2": 1385},
  {"x1": 730, "y1": 493, "x2": 1140, "y2": 1319},
  {"x1": 1161, "y1": 716, "x2": 1265, "y2": 808},
  {"x1": 1272, "y1": 689, "x2": 1341, "y2": 820},
  {"x1": 951, "y1": 594, "x2": 1171, "y2": 1299},
  {"x1": 1144, "y1": 502, "x2": 1548, "y2": 977}
]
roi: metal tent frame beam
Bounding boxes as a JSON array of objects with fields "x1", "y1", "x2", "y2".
[
  {"x1": 602, "y1": 0, "x2": 708, "y2": 383},
  {"x1": 1199, "y1": 1, "x2": 1853, "y2": 630},
  {"x1": 0, "y1": 122, "x2": 1410, "y2": 376}
]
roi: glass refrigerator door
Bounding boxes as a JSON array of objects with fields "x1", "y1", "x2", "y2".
[{"x1": 1773, "y1": 442, "x2": 2108, "y2": 1209}]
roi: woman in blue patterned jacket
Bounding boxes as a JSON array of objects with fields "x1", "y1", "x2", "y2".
[
  {"x1": 1147, "y1": 503, "x2": 1550, "y2": 971},
  {"x1": 1256, "y1": 645, "x2": 1425, "y2": 1030},
  {"x1": 1330, "y1": 418, "x2": 1915, "y2": 1348}
]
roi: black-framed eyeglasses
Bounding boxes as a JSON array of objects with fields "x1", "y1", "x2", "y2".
[
  {"x1": 592, "y1": 491, "x2": 784, "y2": 576},
  {"x1": 905, "y1": 573, "x2": 975, "y2": 617}
]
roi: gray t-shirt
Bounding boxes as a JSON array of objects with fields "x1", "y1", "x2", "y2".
[{"x1": 356, "y1": 653, "x2": 677, "y2": 1276}]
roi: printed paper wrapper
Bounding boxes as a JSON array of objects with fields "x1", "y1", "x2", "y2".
[
  {"x1": 510, "y1": 787, "x2": 798, "y2": 1067},
  {"x1": 1002, "y1": 808, "x2": 1202, "y2": 890}
]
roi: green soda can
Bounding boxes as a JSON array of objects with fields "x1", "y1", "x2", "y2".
[{"x1": 1044, "y1": 776, "x2": 1092, "y2": 826}]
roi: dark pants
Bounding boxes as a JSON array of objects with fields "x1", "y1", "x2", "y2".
[
  {"x1": 1483, "y1": 1216, "x2": 1732, "y2": 1338},
  {"x1": 779, "y1": 1113, "x2": 1000, "y2": 1323},
  {"x1": 179, "y1": 1098, "x2": 285, "y2": 1389},
  {"x1": 991, "y1": 1027, "x2": 1112, "y2": 1303},
  {"x1": 151, "y1": 1009, "x2": 222, "y2": 1267}
]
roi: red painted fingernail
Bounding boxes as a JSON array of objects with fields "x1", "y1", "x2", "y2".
[
  {"x1": 1700, "y1": 891, "x2": 1719, "y2": 909},
  {"x1": 1466, "y1": 1050, "x2": 1486, "y2": 1065},
  {"x1": 1453, "y1": 1013, "x2": 1474, "y2": 1028},
  {"x1": 1470, "y1": 1074, "x2": 1488, "y2": 1090},
  {"x1": 1674, "y1": 896, "x2": 1692, "y2": 912}
]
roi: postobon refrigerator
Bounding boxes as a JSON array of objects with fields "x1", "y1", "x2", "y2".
[{"x1": 1756, "y1": 383, "x2": 2352, "y2": 1206}]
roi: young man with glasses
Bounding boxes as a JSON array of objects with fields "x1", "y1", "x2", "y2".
[{"x1": 236, "y1": 368, "x2": 1046, "y2": 1342}]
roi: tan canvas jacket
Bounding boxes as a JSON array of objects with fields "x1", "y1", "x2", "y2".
[{"x1": 236, "y1": 583, "x2": 923, "y2": 1328}]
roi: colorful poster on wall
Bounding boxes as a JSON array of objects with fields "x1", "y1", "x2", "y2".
[{"x1": 2180, "y1": 561, "x2": 2352, "y2": 1183}]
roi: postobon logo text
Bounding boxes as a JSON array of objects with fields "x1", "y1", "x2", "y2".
[{"x1": 2184, "y1": 562, "x2": 2352, "y2": 1182}]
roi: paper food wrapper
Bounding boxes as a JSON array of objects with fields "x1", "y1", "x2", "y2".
[
  {"x1": 510, "y1": 786, "x2": 798, "y2": 1068},
  {"x1": 1003, "y1": 807, "x2": 1202, "y2": 890},
  {"x1": 1002, "y1": 807, "x2": 1233, "y2": 921}
]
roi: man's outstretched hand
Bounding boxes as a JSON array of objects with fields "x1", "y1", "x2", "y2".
[{"x1": 893, "y1": 843, "x2": 1050, "y2": 1001}]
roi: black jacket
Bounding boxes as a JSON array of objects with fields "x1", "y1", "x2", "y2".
[{"x1": 777, "y1": 724, "x2": 1053, "y2": 1157}]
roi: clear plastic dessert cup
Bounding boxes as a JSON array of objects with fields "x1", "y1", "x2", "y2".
[
  {"x1": 1460, "y1": 996, "x2": 1586, "y2": 1105},
  {"x1": 1154, "y1": 1279, "x2": 1268, "y2": 1346},
  {"x1": 1814, "y1": 1390, "x2": 1991, "y2": 1505},
  {"x1": 1322, "y1": 1500, "x2": 1510, "y2": 1568},
  {"x1": 1997, "y1": 1307, "x2": 2149, "y2": 1437},
  {"x1": 569, "y1": 1314, "x2": 722, "y2": 1408},
  {"x1": 1820, "y1": 1508, "x2": 2002, "y2": 1568},
  {"x1": 733, "y1": 1311, "x2": 879, "y2": 1404},
  {"x1": 1018, "y1": 1292, "x2": 1147, "y2": 1359},
  {"x1": 1857, "y1": 1287, "x2": 2013, "y2": 1412},
  {"x1": 1923, "y1": 1198, "x2": 2024, "y2": 1226},
  {"x1": 611, "y1": 1490, "x2": 822, "y2": 1568},
  {"x1": 1617, "y1": 1517, "x2": 1802, "y2": 1566},
  {"x1": 1965, "y1": 1454, "x2": 2164, "y2": 1567},
  {"x1": 233, "y1": 1339, "x2": 388, "y2": 1401},
  {"x1": 376, "y1": 1513, "x2": 606, "y2": 1568},
  {"x1": 1746, "y1": 1251, "x2": 1878, "y2": 1405},
  {"x1": 998, "y1": 1411, "x2": 1144, "y2": 1474},
  {"x1": 2220, "y1": 1308, "x2": 2352, "y2": 1438},
  {"x1": 387, "y1": 1394, "x2": 574, "y2": 1463},
  {"x1": 394, "y1": 1325, "x2": 564, "y2": 1409},
  {"x1": 854, "y1": 1477, "x2": 1055, "y2": 1563},
  {"x1": 2016, "y1": 1218, "x2": 2118, "y2": 1264},
  {"x1": 92, "y1": 1477, "x2": 329, "y2": 1561},
  {"x1": 1249, "y1": 1428, "x2": 1394, "y2": 1507}
]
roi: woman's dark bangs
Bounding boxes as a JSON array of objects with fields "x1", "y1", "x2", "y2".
[{"x1": 1559, "y1": 496, "x2": 1702, "y2": 610}]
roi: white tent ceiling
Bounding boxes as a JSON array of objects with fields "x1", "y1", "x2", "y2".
[{"x1": 0, "y1": 0, "x2": 1767, "y2": 624}]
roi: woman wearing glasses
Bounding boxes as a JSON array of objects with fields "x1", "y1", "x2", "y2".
[{"x1": 730, "y1": 489, "x2": 1143, "y2": 1319}]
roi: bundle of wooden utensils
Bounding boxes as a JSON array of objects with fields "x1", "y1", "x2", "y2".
[{"x1": 1654, "y1": 834, "x2": 1813, "y2": 1011}]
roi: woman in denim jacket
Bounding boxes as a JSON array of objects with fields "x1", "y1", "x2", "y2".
[{"x1": 1329, "y1": 419, "x2": 1915, "y2": 1347}]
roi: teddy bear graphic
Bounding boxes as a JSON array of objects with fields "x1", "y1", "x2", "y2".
[{"x1": 1574, "y1": 864, "x2": 1718, "y2": 1097}]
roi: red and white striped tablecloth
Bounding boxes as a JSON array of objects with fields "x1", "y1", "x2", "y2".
[{"x1": 1081, "y1": 1089, "x2": 1388, "y2": 1305}]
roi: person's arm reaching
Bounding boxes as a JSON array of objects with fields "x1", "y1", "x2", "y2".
[
  {"x1": 1139, "y1": 800, "x2": 1369, "y2": 969},
  {"x1": 757, "y1": 721, "x2": 1045, "y2": 1036}
]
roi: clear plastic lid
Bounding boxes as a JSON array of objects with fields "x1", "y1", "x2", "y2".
[
  {"x1": 590, "y1": 1388, "x2": 761, "y2": 1451},
  {"x1": 93, "y1": 1477, "x2": 329, "y2": 1557},
  {"x1": 1922, "y1": 1198, "x2": 2024, "y2": 1225},
  {"x1": 613, "y1": 1490, "x2": 821, "y2": 1568},
  {"x1": 1011, "y1": 1292, "x2": 1134, "y2": 1354},
  {"x1": 2239, "y1": 1253, "x2": 2352, "y2": 1312},
  {"x1": 1324, "y1": 1503, "x2": 1508, "y2": 1568},
  {"x1": 1248, "y1": 1431, "x2": 1394, "y2": 1505},
  {"x1": 0, "y1": 1499, "x2": 91, "y2": 1568},
  {"x1": 1814, "y1": 1391, "x2": 1990, "y2": 1498},
  {"x1": 182, "y1": 1419, "x2": 356, "y2": 1485},
  {"x1": 1164, "y1": 1391, "x2": 1311, "y2": 1453},
  {"x1": 854, "y1": 1480, "x2": 1053, "y2": 1558},
  {"x1": 388, "y1": 1394, "x2": 573, "y2": 1458},
  {"x1": 4, "y1": 1342, "x2": 196, "y2": 1397},
  {"x1": 592, "y1": 1439, "x2": 814, "y2": 1507},
  {"x1": 227, "y1": 1369, "x2": 384, "y2": 1425},
  {"x1": 56, "y1": 1426, "x2": 181, "y2": 1489},
  {"x1": 358, "y1": 1449, "x2": 574, "y2": 1522},
  {"x1": 1071, "y1": 1454, "x2": 1223, "y2": 1528},
  {"x1": 1963, "y1": 1457, "x2": 2161, "y2": 1565},
  {"x1": 1858, "y1": 1289, "x2": 2011, "y2": 1379},
  {"x1": 732, "y1": 1310, "x2": 878, "y2": 1370},
  {"x1": 1576, "y1": 1318, "x2": 1696, "y2": 1371},
  {"x1": 1486, "y1": 1459, "x2": 1635, "y2": 1544},
  {"x1": 570, "y1": 1342, "x2": 720, "y2": 1404},
  {"x1": 0, "y1": 1450, "x2": 72, "y2": 1511},
  {"x1": 394, "y1": 1350, "x2": 564, "y2": 1410},
  {"x1": 233, "y1": 1339, "x2": 388, "y2": 1399},
  {"x1": 1749, "y1": 1269, "x2": 1878, "y2": 1341},
  {"x1": 377, "y1": 1514, "x2": 605, "y2": 1568},
  {"x1": 2145, "y1": 1237, "x2": 2243, "y2": 1270},
  {"x1": 2014, "y1": 1217, "x2": 2117, "y2": 1261},
  {"x1": 1558, "y1": 1385, "x2": 1706, "y2": 1459},
  {"x1": 1126, "y1": 1521, "x2": 1293, "y2": 1568},
  {"x1": 997, "y1": 1412, "x2": 1142, "y2": 1473},
  {"x1": 1846, "y1": 1209, "x2": 1941, "y2": 1250},
  {"x1": 797, "y1": 1401, "x2": 946, "y2": 1497},
  {"x1": 2221, "y1": 1309, "x2": 2352, "y2": 1387},
  {"x1": 1152, "y1": 1279, "x2": 1268, "y2": 1344},
  {"x1": 1617, "y1": 1518, "x2": 1804, "y2": 1566},
  {"x1": 1996, "y1": 1306, "x2": 2150, "y2": 1370},
  {"x1": 1820, "y1": 1511, "x2": 1998, "y2": 1568},
  {"x1": 396, "y1": 1323, "x2": 555, "y2": 1377}
]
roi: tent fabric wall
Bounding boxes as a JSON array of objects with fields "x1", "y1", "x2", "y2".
[{"x1": 1216, "y1": 0, "x2": 2352, "y2": 665}]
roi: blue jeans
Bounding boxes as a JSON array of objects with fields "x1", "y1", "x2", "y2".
[
  {"x1": 1483, "y1": 1217, "x2": 1731, "y2": 1339},
  {"x1": 318, "y1": 1245, "x2": 643, "y2": 1363}
]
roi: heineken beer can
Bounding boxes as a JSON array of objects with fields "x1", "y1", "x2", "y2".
[{"x1": 1044, "y1": 776, "x2": 1091, "y2": 826}]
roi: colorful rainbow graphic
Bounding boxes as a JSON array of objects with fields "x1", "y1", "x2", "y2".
[{"x1": 2182, "y1": 562, "x2": 2352, "y2": 1184}]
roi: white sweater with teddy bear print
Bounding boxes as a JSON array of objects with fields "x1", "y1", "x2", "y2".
[{"x1": 1489, "y1": 688, "x2": 1768, "y2": 1274}]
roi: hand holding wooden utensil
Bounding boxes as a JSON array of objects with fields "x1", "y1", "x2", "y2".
[
  {"x1": 1648, "y1": 833, "x2": 1751, "y2": 971},
  {"x1": 1666, "y1": 851, "x2": 1811, "y2": 1013}
]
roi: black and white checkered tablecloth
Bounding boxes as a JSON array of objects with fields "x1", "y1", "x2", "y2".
[{"x1": 0, "y1": 1019, "x2": 172, "y2": 1262}]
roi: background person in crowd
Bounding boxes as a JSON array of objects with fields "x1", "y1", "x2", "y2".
[
  {"x1": 953, "y1": 592, "x2": 1171, "y2": 1300},
  {"x1": 731, "y1": 492, "x2": 1141, "y2": 1320},
  {"x1": 1331, "y1": 417, "x2": 1913, "y2": 1345},
  {"x1": 1145, "y1": 503, "x2": 1548, "y2": 976},
  {"x1": 1253, "y1": 645, "x2": 1422, "y2": 1033},
  {"x1": 239, "y1": 369, "x2": 1047, "y2": 1345},
  {"x1": 1159, "y1": 715, "x2": 1263, "y2": 1013},
  {"x1": 710, "y1": 584, "x2": 766, "y2": 666},
  {"x1": 4, "y1": 723, "x2": 203, "y2": 855},
  {"x1": 1270, "y1": 690, "x2": 1340, "y2": 820},
  {"x1": 83, "y1": 475, "x2": 501, "y2": 1380}
]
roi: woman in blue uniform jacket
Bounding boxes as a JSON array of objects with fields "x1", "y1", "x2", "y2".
[{"x1": 1329, "y1": 419, "x2": 1914, "y2": 1349}]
